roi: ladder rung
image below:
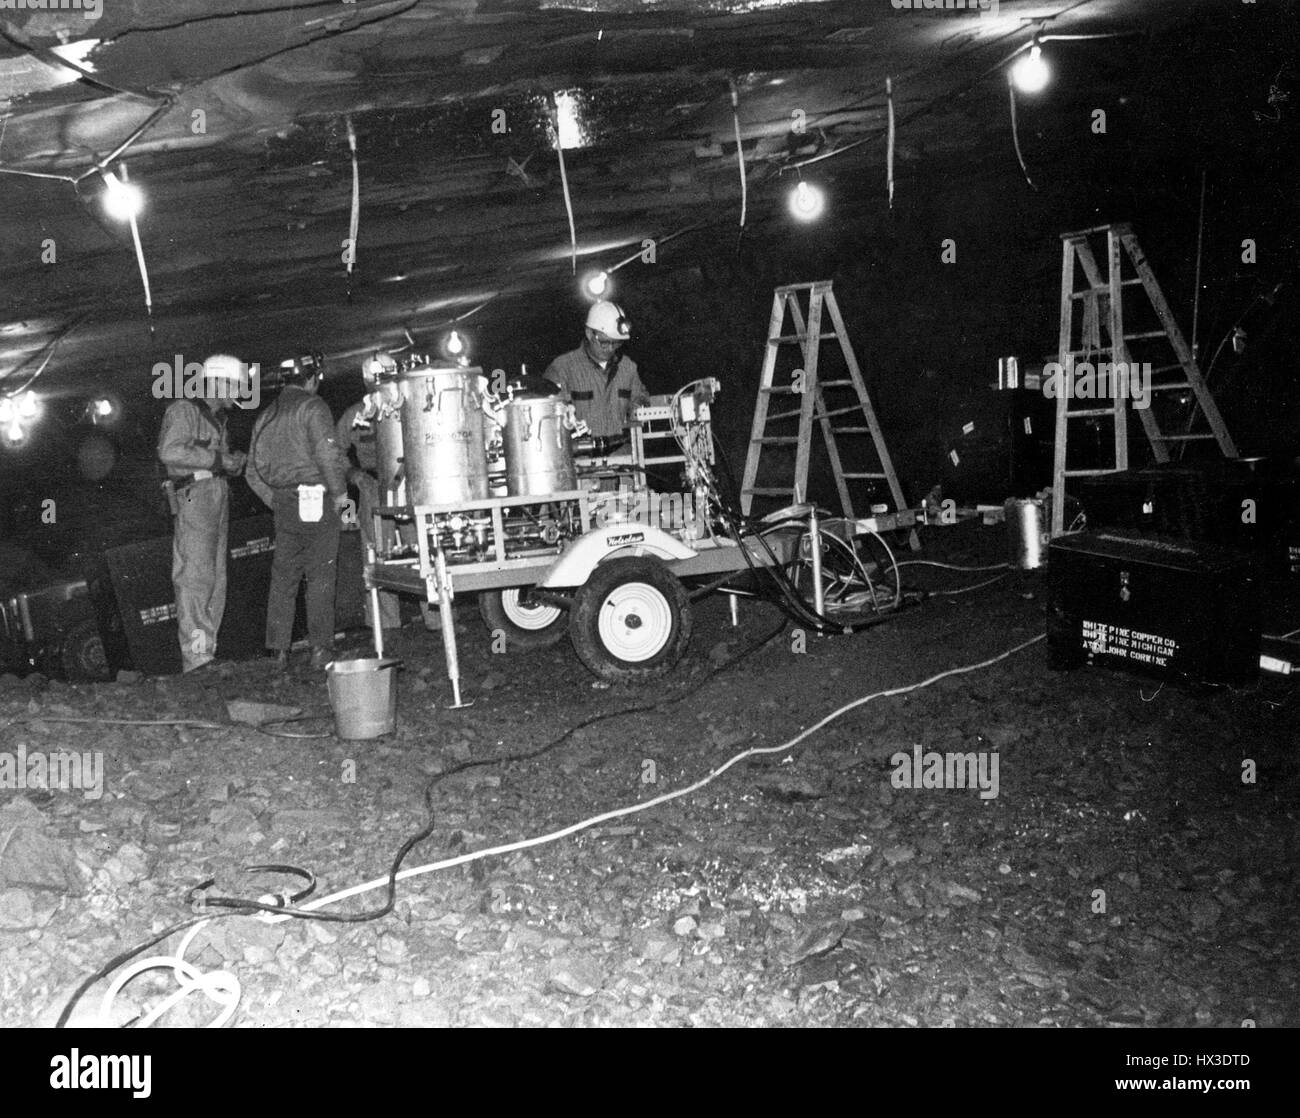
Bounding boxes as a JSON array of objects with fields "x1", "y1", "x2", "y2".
[
  {"x1": 1065, "y1": 408, "x2": 1119, "y2": 418},
  {"x1": 769, "y1": 332, "x2": 838, "y2": 343},
  {"x1": 751, "y1": 436, "x2": 800, "y2": 445},
  {"x1": 758, "y1": 386, "x2": 799, "y2": 394},
  {"x1": 1065, "y1": 468, "x2": 1124, "y2": 477},
  {"x1": 1152, "y1": 434, "x2": 1216, "y2": 442},
  {"x1": 832, "y1": 427, "x2": 873, "y2": 434},
  {"x1": 1148, "y1": 382, "x2": 1192, "y2": 392},
  {"x1": 1123, "y1": 330, "x2": 1166, "y2": 341},
  {"x1": 818, "y1": 379, "x2": 855, "y2": 387},
  {"x1": 1151, "y1": 363, "x2": 1184, "y2": 374},
  {"x1": 744, "y1": 487, "x2": 795, "y2": 496},
  {"x1": 1063, "y1": 222, "x2": 1133, "y2": 239},
  {"x1": 812, "y1": 406, "x2": 862, "y2": 421},
  {"x1": 841, "y1": 472, "x2": 887, "y2": 480},
  {"x1": 1069, "y1": 279, "x2": 1142, "y2": 298}
]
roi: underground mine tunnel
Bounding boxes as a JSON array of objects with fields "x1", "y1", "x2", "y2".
[{"x1": 0, "y1": 0, "x2": 1296, "y2": 1048}]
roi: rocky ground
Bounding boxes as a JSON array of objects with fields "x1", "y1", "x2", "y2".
[{"x1": 1, "y1": 523, "x2": 1297, "y2": 1029}]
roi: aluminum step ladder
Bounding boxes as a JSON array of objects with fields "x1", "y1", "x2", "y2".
[
  {"x1": 740, "y1": 280, "x2": 917, "y2": 548},
  {"x1": 1050, "y1": 223, "x2": 1237, "y2": 535}
]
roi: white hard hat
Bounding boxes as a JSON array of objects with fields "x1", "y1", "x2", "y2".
[
  {"x1": 202, "y1": 354, "x2": 245, "y2": 383},
  {"x1": 585, "y1": 301, "x2": 630, "y2": 341}
]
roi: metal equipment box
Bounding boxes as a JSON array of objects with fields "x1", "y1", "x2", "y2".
[{"x1": 1046, "y1": 529, "x2": 1261, "y2": 685}]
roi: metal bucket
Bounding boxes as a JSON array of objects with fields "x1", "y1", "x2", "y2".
[
  {"x1": 399, "y1": 365, "x2": 490, "y2": 506},
  {"x1": 503, "y1": 395, "x2": 576, "y2": 496},
  {"x1": 1006, "y1": 497, "x2": 1047, "y2": 570},
  {"x1": 325, "y1": 657, "x2": 400, "y2": 739}
]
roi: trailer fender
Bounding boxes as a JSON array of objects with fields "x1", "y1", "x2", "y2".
[{"x1": 539, "y1": 525, "x2": 697, "y2": 588}]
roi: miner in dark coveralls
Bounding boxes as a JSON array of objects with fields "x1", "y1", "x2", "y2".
[{"x1": 247, "y1": 354, "x2": 350, "y2": 670}]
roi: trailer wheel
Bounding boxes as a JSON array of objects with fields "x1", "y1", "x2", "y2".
[
  {"x1": 61, "y1": 618, "x2": 111, "y2": 682},
  {"x1": 569, "y1": 557, "x2": 692, "y2": 683},
  {"x1": 479, "y1": 588, "x2": 568, "y2": 651}
]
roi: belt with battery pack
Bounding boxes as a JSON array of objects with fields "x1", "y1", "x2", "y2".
[{"x1": 169, "y1": 469, "x2": 226, "y2": 493}]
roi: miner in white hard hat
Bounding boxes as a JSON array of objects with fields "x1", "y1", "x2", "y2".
[
  {"x1": 156, "y1": 354, "x2": 248, "y2": 672},
  {"x1": 543, "y1": 300, "x2": 650, "y2": 439}
]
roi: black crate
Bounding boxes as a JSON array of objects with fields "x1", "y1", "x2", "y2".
[
  {"x1": 90, "y1": 516, "x2": 366, "y2": 675},
  {"x1": 1079, "y1": 460, "x2": 1300, "y2": 578},
  {"x1": 1047, "y1": 529, "x2": 1261, "y2": 685}
]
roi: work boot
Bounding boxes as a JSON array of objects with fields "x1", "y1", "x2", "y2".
[{"x1": 309, "y1": 646, "x2": 334, "y2": 670}]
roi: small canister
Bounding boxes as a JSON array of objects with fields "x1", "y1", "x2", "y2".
[{"x1": 1005, "y1": 496, "x2": 1047, "y2": 570}]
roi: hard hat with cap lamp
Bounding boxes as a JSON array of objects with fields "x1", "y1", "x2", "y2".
[
  {"x1": 585, "y1": 301, "x2": 631, "y2": 341},
  {"x1": 280, "y1": 351, "x2": 326, "y2": 385}
]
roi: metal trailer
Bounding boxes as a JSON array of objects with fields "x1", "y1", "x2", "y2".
[
  {"x1": 363, "y1": 487, "x2": 796, "y2": 704},
  {"x1": 356, "y1": 369, "x2": 917, "y2": 702}
]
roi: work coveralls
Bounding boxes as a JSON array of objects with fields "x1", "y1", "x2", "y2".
[
  {"x1": 248, "y1": 386, "x2": 350, "y2": 653},
  {"x1": 337, "y1": 400, "x2": 400, "y2": 629},
  {"x1": 157, "y1": 400, "x2": 230, "y2": 672},
  {"x1": 542, "y1": 348, "x2": 650, "y2": 438}
]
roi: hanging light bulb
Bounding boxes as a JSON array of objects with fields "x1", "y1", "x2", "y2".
[
  {"x1": 19, "y1": 391, "x2": 38, "y2": 419},
  {"x1": 583, "y1": 270, "x2": 610, "y2": 299},
  {"x1": 5, "y1": 421, "x2": 24, "y2": 445},
  {"x1": 101, "y1": 171, "x2": 144, "y2": 221},
  {"x1": 1011, "y1": 43, "x2": 1050, "y2": 94},
  {"x1": 446, "y1": 330, "x2": 465, "y2": 355},
  {"x1": 788, "y1": 179, "x2": 826, "y2": 222}
]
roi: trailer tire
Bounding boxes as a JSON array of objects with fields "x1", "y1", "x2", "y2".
[
  {"x1": 569, "y1": 557, "x2": 691, "y2": 683},
  {"x1": 61, "y1": 618, "x2": 111, "y2": 682},
  {"x1": 479, "y1": 588, "x2": 568, "y2": 651}
]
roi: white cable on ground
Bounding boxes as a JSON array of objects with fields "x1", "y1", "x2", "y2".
[
  {"x1": 99, "y1": 633, "x2": 1045, "y2": 1023},
  {"x1": 98, "y1": 921, "x2": 239, "y2": 1029},
  {"x1": 265, "y1": 632, "x2": 1045, "y2": 925}
]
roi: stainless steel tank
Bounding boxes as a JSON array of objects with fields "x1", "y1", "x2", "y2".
[
  {"x1": 399, "y1": 364, "x2": 490, "y2": 505},
  {"x1": 502, "y1": 390, "x2": 576, "y2": 497},
  {"x1": 372, "y1": 377, "x2": 406, "y2": 504}
]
